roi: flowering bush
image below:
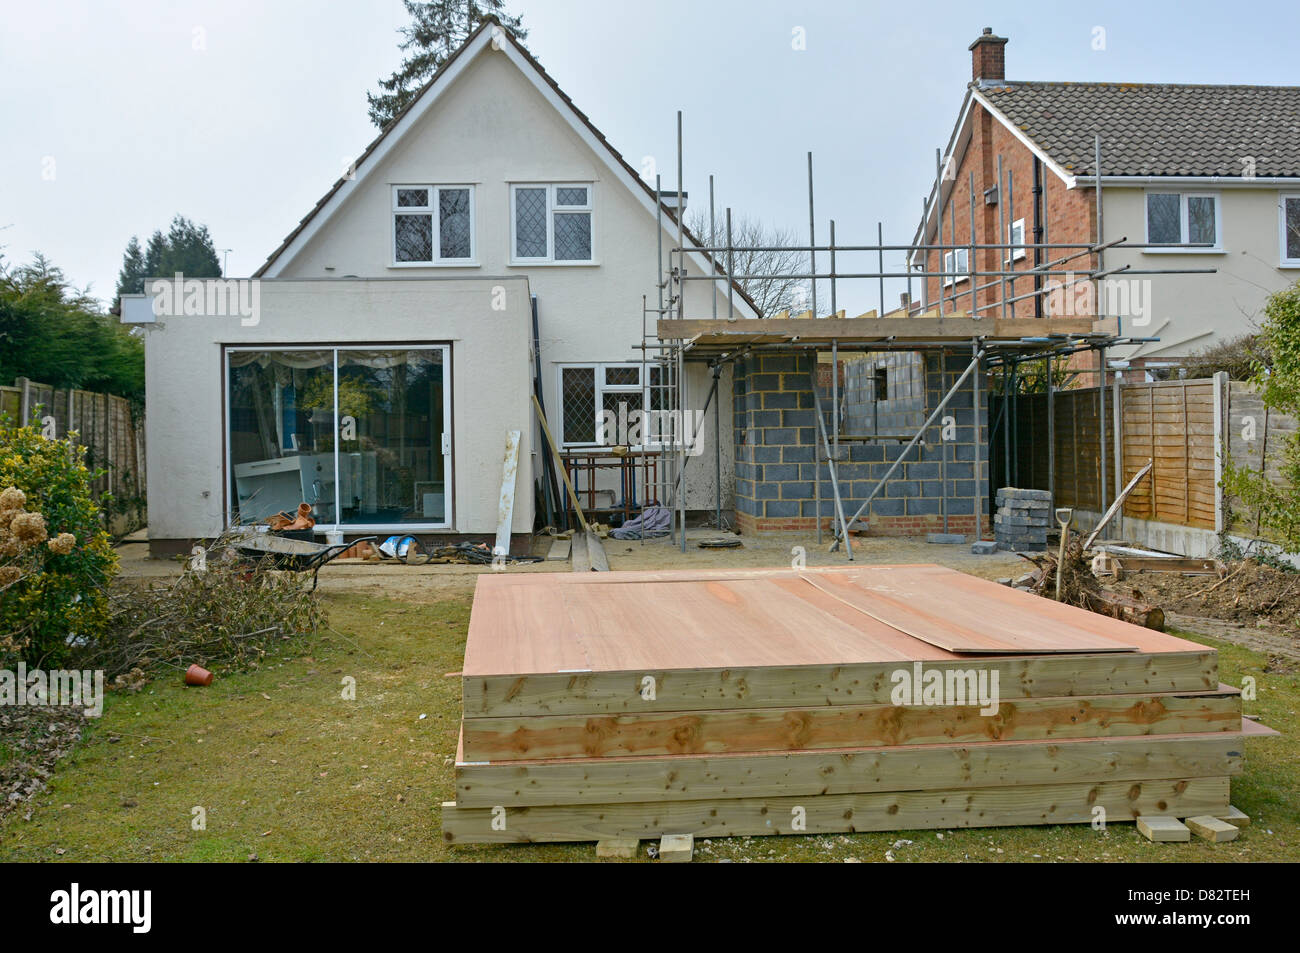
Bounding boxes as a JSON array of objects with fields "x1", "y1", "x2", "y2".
[{"x1": 0, "y1": 422, "x2": 117, "y2": 666}]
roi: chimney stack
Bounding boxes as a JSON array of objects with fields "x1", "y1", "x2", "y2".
[{"x1": 970, "y1": 27, "x2": 1008, "y2": 83}]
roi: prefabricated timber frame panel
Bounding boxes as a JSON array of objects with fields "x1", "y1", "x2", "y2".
[
  {"x1": 441, "y1": 776, "x2": 1231, "y2": 843},
  {"x1": 460, "y1": 687, "x2": 1242, "y2": 761},
  {"x1": 461, "y1": 566, "x2": 1220, "y2": 717},
  {"x1": 455, "y1": 731, "x2": 1245, "y2": 808},
  {"x1": 655, "y1": 316, "x2": 1115, "y2": 349}
]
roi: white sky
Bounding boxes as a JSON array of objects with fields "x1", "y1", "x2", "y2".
[{"x1": 3, "y1": 0, "x2": 1298, "y2": 318}]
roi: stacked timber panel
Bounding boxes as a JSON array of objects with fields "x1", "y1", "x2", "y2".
[{"x1": 443, "y1": 566, "x2": 1243, "y2": 845}]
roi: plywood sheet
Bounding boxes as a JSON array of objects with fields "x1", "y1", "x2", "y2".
[
  {"x1": 462, "y1": 565, "x2": 1206, "y2": 678},
  {"x1": 797, "y1": 566, "x2": 1140, "y2": 654}
]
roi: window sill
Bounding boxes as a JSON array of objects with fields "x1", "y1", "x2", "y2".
[
  {"x1": 1278, "y1": 261, "x2": 1300, "y2": 270},
  {"x1": 388, "y1": 261, "x2": 480, "y2": 269},
  {"x1": 509, "y1": 259, "x2": 600, "y2": 268},
  {"x1": 1140, "y1": 247, "x2": 1226, "y2": 255}
]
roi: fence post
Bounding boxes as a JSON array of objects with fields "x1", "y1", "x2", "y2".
[
  {"x1": 16, "y1": 377, "x2": 31, "y2": 425},
  {"x1": 1213, "y1": 370, "x2": 1228, "y2": 535}
]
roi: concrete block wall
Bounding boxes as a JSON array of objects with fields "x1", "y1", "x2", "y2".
[
  {"x1": 733, "y1": 350, "x2": 989, "y2": 537},
  {"x1": 842, "y1": 352, "x2": 926, "y2": 436}
]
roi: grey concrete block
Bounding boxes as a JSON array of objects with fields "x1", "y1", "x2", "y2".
[
  {"x1": 927, "y1": 533, "x2": 966, "y2": 544},
  {"x1": 971, "y1": 540, "x2": 998, "y2": 555}
]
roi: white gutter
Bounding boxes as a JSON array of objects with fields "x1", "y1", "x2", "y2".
[{"x1": 1097, "y1": 175, "x2": 1300, "y2": 187}]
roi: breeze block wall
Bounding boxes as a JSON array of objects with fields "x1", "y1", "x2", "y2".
[{"x1": 733, "y1": 350, "x2": 989, "y2": 537}]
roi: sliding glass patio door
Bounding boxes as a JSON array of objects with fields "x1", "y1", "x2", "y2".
[{"x1": 226, "y1": 345, "x2": 452, "y2": 531}]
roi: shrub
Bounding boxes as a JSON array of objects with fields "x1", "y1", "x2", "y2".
[
  {"x1": 0, "y1": 422, "x2": 117, "y2": 665},
  {"x1": 1224, "y1": 282, "x2": 1300, "y2": 551}
]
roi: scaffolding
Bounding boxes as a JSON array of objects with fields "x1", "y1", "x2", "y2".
[{"x1": 633, "y1": 116, "x2": 1216, "y2": 557}]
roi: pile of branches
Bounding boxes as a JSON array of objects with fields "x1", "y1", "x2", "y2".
[
  {"x1": 75, "y1": 532, "x2": 326, "y2": 681},
  {"x1": 1019, "y1": 532, "x2": 1165, "y2": 630}
]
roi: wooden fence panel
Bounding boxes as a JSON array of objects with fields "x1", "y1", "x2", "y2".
[
  {"x1": 994, "y1": 379, "x2": 1216, "y2": 531},
  {"x1": 3, "y1": 378, "x2": 146, "y2": 533}
]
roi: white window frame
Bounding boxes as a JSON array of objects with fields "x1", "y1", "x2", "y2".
[
  {"x1": 1143, "y1": 190, "x2": 1223, "y2": 252},
  {"x1": 942, "y1": 248, "x2": 969, "y2": 287},
  {"x1": 510, "y1": 183, "x2": 596, "y2": 265},
  {"x1": 390, "y1": 185, "x2": 476, "y2": 266},
  {"x1": 223, "y1": 343, "x2": 454, "y2": 533},
  {"x1": 557, "y1": 362, "x2": 658, "y2": 448},
  {"x1": 1280, "y1": 193, "x2": 1300, "y2": 267},
  {"x1": 1008, "y1": 218, "x2": 1026, "y2": 262}
]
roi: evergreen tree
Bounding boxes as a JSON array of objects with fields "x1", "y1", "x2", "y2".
[
  {"x1": 114, "y1": 215, "x2": 222, "y2": 297},
  {"x1": 115, "y1": 235, "x2": 145, "y2": 299},
  {"x1": 367, "y1": 1, "x2": 526, "y2": 129}
]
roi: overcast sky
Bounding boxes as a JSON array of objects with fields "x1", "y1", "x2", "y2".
[{"x1": 3, "y1": 0, "x2": 1299, "y2": 317}]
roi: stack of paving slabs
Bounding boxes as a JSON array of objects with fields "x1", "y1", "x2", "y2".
[
  {"x1": 995, "y1": 487, "x2": 1053, "y2": 551},
  {"x1": 442, "y1": 565, "x2": 1261, "y2": 845}
]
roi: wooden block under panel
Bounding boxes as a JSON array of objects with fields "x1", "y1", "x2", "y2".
[
  {"x1": 1185, "y1": 815, "x2": 1239, "y2": 842},
  {"x1": 658, "y1": 834, "x2": 694, "y2": 863},
  {"x1": 1137, "y1": 816, "x2": 1191, "y2": 842},
  {"x1": 1215, "y1": 805, "x2": 1250, "y2": 828},
  {"x1": 595, "y1": 838, "x2": 639, "y2": 859}
]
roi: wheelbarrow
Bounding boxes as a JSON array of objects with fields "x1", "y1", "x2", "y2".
[{"x1": 234, "y1": 533, "x2": 377, "y2": 591}]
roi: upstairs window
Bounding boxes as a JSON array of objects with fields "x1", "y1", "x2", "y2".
[
  {"x1": 1145, "y1": 192, "x2": 1220, "y2": 249},
  {"x1": 1281, "y1": 194, "x2": 1300, "y2": 266},
  {"x1": 1008, "y1": 218, "x2": 1026, "y2": 262},
  {"x1": 392, "y1": 185, "x2": 475, "y2": 264},
  {"x1": 942, "y1": 248, "x2": 969, "y2": 287},
  {"x1": 512, "y1": 184, "x2": 594, "y2": 263}
]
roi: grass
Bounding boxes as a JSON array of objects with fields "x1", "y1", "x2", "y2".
[{"x1": 2, "y1": 595, "x2": 1297, "y2": 863}]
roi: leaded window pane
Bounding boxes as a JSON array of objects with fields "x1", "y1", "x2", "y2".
[
  {"x1": 395, "y1": 214, "x2": 433, "y2": 262},
  {"x1": 604, "y1": 367, "x2": 638, "y2": 386},
  {"x1": 556, "y1": 186, "x2": 588, "y2": 207},
  {"x1": 439, "y1": 188, "x2": 471, "y2": 259},
  {"x1": 1147, "y1": 193, "x2": 1181, "y2": 244},
  {"x1": 515, "y1": 188, "x2": 548, "y2": 258},
  {"x1": 554, "y1": 212, "x2": 592, "y2": 260},
  {"x1": 397, "y1": 188, "x2": 429, "y2": 208},
  {"x1": 562, "y1": 367, "x2": 596, "y2": 444}
]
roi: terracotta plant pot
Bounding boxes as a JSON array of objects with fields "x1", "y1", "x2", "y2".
[{"x1": 184, "y1": 664, "x2": 214, "y2": 687}]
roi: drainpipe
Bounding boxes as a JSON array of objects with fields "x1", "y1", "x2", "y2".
[{"x1": 1032, "y1": 157, "x2": 1044, "y2": 319}]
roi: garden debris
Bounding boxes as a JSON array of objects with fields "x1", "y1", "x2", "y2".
[
  {"x1": 265, "y1": 502, "x2": 316, "y2": 532},
  {"x1": 1106, "y1": 557, "x2": 1300, "y2": 630},
  {"x1": 1018, "y1": 531, "x2": 1165, "y2": 630},
  {"x1": 0, "y1": 704, "x2": 86, "y2": 821},
  {"x1": 77, "y1": 528, "x2": 327, "y2": 681},
  {"x1": 419, "y1": 542, "x2": 542, "y2": 566}
]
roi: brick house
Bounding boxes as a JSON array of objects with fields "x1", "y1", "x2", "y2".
[{"x1": 910, "y1": 28, "x2": 1300, "y2": 378}]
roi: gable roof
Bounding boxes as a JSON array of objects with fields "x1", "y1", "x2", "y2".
[
  {"x1": 253, "y1": 18, "x2": 760, "y2": 315},
  {"x1": 912, "y1": 78, "x2": 1300, "y2": 257},
  {"x1": 978, "y1": 81, "x2": 1300, "y2": 178}
]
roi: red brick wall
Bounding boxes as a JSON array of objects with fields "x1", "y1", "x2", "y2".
[
  {"x1": 921, "y1": 100, "x2": 1097, "y2": 322},
  {"x1": 736, "y1": 510, "x2": 981, "y2": 537}
]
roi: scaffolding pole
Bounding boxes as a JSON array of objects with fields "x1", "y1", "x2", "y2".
[{"x1": 810, "y1": 362, "x2": 852, "y2": 560}]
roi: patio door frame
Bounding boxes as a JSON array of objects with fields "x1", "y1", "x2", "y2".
[{"x1": 223, "y1": 342, "x2": 453, "y2": 533}]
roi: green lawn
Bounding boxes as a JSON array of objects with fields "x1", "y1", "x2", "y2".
[{"x1": 2, "y1": 595, "x2": 1296, "y2": 862}]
